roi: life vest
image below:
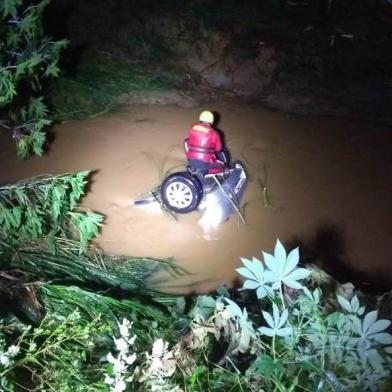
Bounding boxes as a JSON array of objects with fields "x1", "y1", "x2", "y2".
[{"x1": 186, "y1": 123, "x2": 222, "y2": 163}]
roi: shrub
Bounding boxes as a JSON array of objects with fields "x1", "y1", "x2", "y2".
[
  {"x1": 190, "y1": 239, "x2": 392, "y2": 391},
  {"x1": 0, "y1": 0, "x2": 67, "y2": 157}
]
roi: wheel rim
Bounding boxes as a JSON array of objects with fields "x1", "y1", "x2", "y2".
[{"x1": 165, "y1": 181, "x2": 193, "y2": 209}]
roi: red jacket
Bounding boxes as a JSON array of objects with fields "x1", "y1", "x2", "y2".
[{"x1": 185, "y1": 122, "x2": 222, "y2": 163}]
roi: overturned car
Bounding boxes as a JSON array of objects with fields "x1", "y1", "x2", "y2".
[{"x1": 135, "y1": 161, "x2": 248, "y2": 227}]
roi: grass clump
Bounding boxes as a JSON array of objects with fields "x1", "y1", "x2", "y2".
[{"x1": 49, "y1": 52, "x2": 181, "y2": 120}]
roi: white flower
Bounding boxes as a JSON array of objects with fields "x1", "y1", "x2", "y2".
[
  {"x1": 152, "y1": 339, "x2": 167, "y2": 357},
  {"x1": 129, "y1": 335, "x2": 136, "y2": 346},
  {"x1": 104, "y1": 374, "x2": 114, "y2": 385},
  {"x1": 7, "y1": 345, "x2": 19, "y2": 357},
  {"x1": 114, "y1": 337, "x2": 128, "y2": 352},
  {"x1": 112, "y1": 379, "x2": 127, "y2": 392},
  {"x1": 104, "y1": 319, "x2": 138, "y2": 391},
  {"x1": 0, "y1": 354, "x2": 10, "y2": 367},
  {"x1": 107, "y1": 352, "x2": 116, "y2": 364},
  {"x1": 29, "y1": 342, "x2": 37, "y2": 352},
  {"x1": 113, "y1": 358, "x2": 126, "y2": 374},
  {"x1": 124, "y1": 353, "x2": 136, "y2": 365},
  {"x1": 118, "y1": 318, "x2": 131, "y2": 338}
]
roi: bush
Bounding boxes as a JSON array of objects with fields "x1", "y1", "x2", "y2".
[
  {"x1": 189, "y1": 239, "x2": 392, "y2": 391},
  {"x1": 0, "y1": 0, "x2": 66, "y2": 158},
  {"x1": 1, "y1": 238, "x2": 391, "y2": 391}
]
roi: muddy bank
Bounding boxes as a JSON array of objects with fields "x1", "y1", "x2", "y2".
[
  {"x1": 47, "y1": 0, "x2": 392, "y2": 124},
  {"x1": 0, "y1": 103, "x2": 391, "y2": 293}
]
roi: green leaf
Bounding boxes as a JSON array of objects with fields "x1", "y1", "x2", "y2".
[
  {"x1": 263, "y1": 240, "x2": 310, "y2": 292},
  {"x1": 262, "y1": 251, "x2": 276, "y2": 274},
  {"x1": 28, "y1": 97, "x2": 48, "y2": 118},
  {"x1": 242, "y1": 257, "x2": 264, "y2": 281},
  {"x1": 243, "y1": 279, "x2": 260, "y2": 289},
  {"x1": 17, "y1": 136, "x2": 29, "y2": 158},
  {"x1": 282, "y1": 278, "x2": 302, "y2": 290},
  {"x1": 363, "y1": 310, "x2": 378, "y2": 334},
  {"x1": 31, "y1": 130, "x2": 46, "y2": 156},
  {"x1": 236, "y1": 266, "x2": 256, "y2": 280},
  {"x1": 11, "y1": 206, "x2": 22, "y2": 227},
  {"x1": 44, "y1": 62, "x2": 60, "y2": 78},
  {"x1": 351, "y1": 295, "x2": 360, "y2": 312},
  {"x1": 284, "y1": 267, "x2": 310, "y2": 283},
  {"x1": 285, "y1": 246, "x2": 299, "y2": 274},
  {"x1": 260, "y1": 304, "x2": 292, "y2": 337},
  {"x1": 0, "y1": 69, "x2": 16, "y2": 104},
  {"x1": 277, "y1": 308, "x2": 288, "y2": 328},
  {"x1": 248, "y1": 355, "x2": 280, "y2": 378},
  {"x1": 256, "y1": 286, "x2": 269, "y2": 299},
  {"x1": 371, "y1": 333, "x2": 392, "y2": 345},
  {"x1": 225, "y1": 298, "x2": 245, "y2": 319},
  {"x1": 348, "y1": 315, "x2": 362, "y2": 335},
  {"x1": 19, "y1": 11, "x2": 39, "y2": 39},
  {"x1": 237, "y1": 256, "x2": 272, "y2": 296},
  {"x1": 1, "y1": 0, "x2": 22, "y2": 17},
  {"x1": 367, "y1": 349, "x2": 385, "y2": 372},
  {"x1": 274, "y1": 238, "x2": 286, "y2": 274},
  {"x1": 258, "y1": 326, "x2": 275, "y2": 337},
  {"x1": 262, "y1": 310, "x2": 274, "y2": 329},
  {"x1": 191, "y1": 295, "x2": 216, "y2": 320},
  {"x1": 367, "y1": 319, "x2": 391, "y2": 336},
  {"x1": 188, "y1": 366, "x2": 207, "y2": 388},
  {"x1": 337, "y1": 295, "x2": 352, "y2": 312}
]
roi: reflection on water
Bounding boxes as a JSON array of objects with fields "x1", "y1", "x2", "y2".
[{"x1": 0, "y1": 103, "x2": 391, "y2": 292}]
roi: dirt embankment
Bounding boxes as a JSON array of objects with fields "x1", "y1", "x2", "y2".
[
  {"x1": 47, "y1": 0, "x2": 392, "y2": 124},
  {"x1": 1, "y1": 103, "x2": 391, "y2": 293}
]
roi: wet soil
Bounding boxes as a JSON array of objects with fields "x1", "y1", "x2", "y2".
[{"x1": 0, "y1": 103, "x2": 391, "y2": 293}]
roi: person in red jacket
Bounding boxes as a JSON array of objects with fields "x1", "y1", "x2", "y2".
[{"x1": 185, "y1": 111, "x2": 227, "y2": 174}]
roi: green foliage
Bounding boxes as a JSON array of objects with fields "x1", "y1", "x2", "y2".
[
  {"x1": 49, "y1": 53, "x2": 180, "y2": 120},
  {"x1": 236, "y1": 238, "x2": 311, "y2": 300},
  {"x1": 2, "y1": 240, "x2": 185, "y2": 296},
  {"x1": 0, "y1": 310, "x2": 109, "y2": 391},
  {"x1": 2, "y1": 238, "x2": 391, "y2": 391},
  {"x1": 0, "y1": 0, "x2": 67, "y2": 157},
  {"x1": 191, "y1": 239, "x2": 392, "y2": 391},
  {"x1": 0, "y1": 171, "x2": 102, "y2": 250},
  {"x1": 259, "y1": 303, "x2": 292, "y2": 337},
  {"x1": 41, "y1": 284, "x2": 182, "y2": 347}
]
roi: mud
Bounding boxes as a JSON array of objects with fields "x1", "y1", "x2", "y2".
[{"x1": 0, "y1": 103, "x2": 391, "y2": 293}]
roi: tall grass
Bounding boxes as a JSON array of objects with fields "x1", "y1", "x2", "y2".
[{"x1": 49, "y1": 53, "x2": 181, "y2": 120}]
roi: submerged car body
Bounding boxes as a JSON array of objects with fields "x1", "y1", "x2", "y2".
[{"x1": 198, "y1": 163, "x2": 247, "y2": 228}]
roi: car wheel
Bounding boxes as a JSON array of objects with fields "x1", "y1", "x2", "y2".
[{"x1": 160, "y1": 172, "x2": 203, "y2": 213}]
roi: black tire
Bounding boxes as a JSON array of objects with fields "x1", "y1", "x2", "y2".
[{"x1": 160, "y1": 172, "x2": 203, "y2": 213}]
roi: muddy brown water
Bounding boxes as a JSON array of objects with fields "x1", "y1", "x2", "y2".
[{"x1": 1, "y1": 103, "x2": 391, "y2": 293}]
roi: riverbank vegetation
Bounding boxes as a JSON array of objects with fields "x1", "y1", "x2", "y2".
[
  {"x1": 1, "y1": 173, "x2": 391, "y2": 390},
  {"x1": 49, "y1": 52, "x2": 181, "y2": 120},
  {"x1": 1, "y1": 184, "x2": 392, "y2": 391},
  {"x1": 0, "y1": 0, "x2": 66, "y2": 157}
]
